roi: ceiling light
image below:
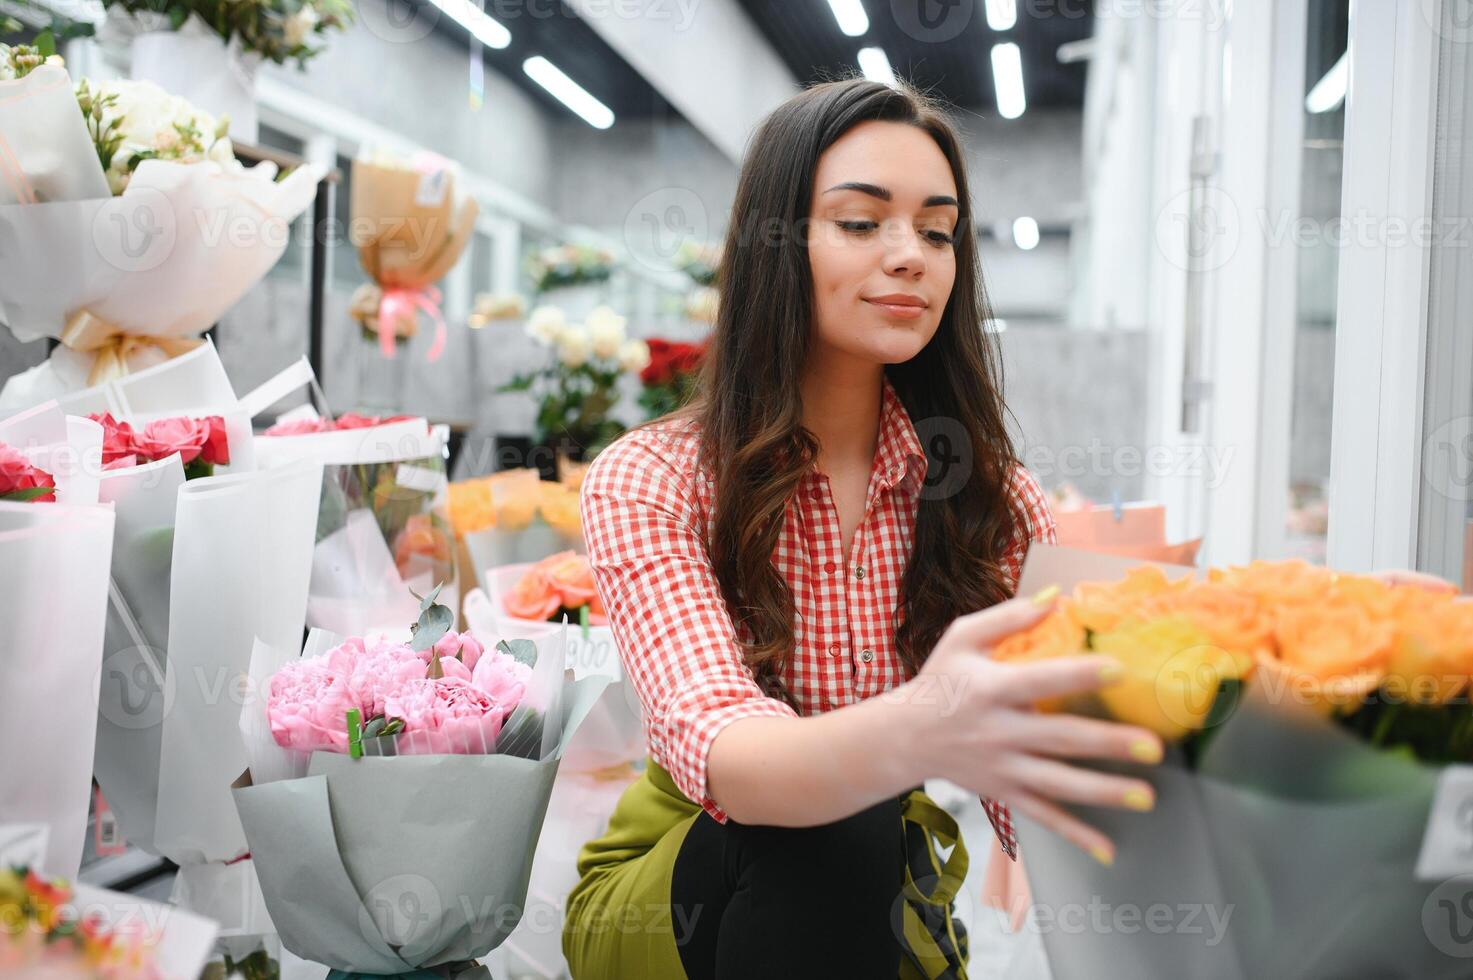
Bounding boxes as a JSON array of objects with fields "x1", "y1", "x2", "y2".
[
  {"x1": 1305, "y1": 51, "x2": 1348, "y2": 113},
  {"x1": 430, "y1": 0, "x2": 511, "y2": 49},
  {"x1": 985, "y1": 0, "x2": 1017, "y2": 31},
  {"x1": 523, "y1": 57, "x2": 615, "y2": 129},
  {"x1": 858, "y1": 47, "x2": 897, "y2": 88},
  {"x1": 1012, "y1": 216, "x2": 1040, "y2": 250},
  {"x1": 826, "y1": 0, "x2": 870, "y2": 37},
  {"x1": 991, "y1": 42, "x2": 1027, "y2": 119}
]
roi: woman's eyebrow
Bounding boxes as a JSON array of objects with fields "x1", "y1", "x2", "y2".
[{"x1": 822, "y1": 182, "x2": 959, "y2": 208}]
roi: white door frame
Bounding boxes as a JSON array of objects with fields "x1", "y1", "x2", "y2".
[{"x1": 1325, "y1": 0, "x2": 1445, "y2": 571}]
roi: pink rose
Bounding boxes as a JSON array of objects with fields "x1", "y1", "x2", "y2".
[
  {"x1": 264, "y1": 417, "x2": 332, "y2": 437},
  {"x1": 0, "y1": 442, "x2": 56, "y2": 503},
  {"x1": 133, "y1": 417, "x2": 210, "y2": 465},
  {"x1": 334, "y1": 412, "x2": 414, "y2": 431},
  {"x1": 385, "y1": 678, "x2": 506, "y2": 755}
]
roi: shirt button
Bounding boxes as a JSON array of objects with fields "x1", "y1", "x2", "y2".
[
  {"x1": 855, "y1": 566, "x2": 866, "y2": 580},
  {"x1": 860, "y1": 648, "x2": 874, "y2": 663},
  {"x1": 829, "y1": 642, "x2": 842, "y2": 656},
  {"x1": 824, "y1": 561, "x2": 837, "y2": 574}
]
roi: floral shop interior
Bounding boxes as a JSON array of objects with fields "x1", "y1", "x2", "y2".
[{"x1": 2, "y1": 0, "x2": 1473, "y2": 977}]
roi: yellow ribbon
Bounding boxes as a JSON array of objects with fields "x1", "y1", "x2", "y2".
[{"x1": 60, "y1": 312, "x2": 204, "y2": 387}]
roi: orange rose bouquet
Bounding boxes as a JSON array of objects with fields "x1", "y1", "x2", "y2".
[{"x1": 1000, "y1": 545, "x2": 1473, "y2": 978}]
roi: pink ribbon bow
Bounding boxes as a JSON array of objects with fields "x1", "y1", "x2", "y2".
[{"x1": 378, "y1": 285, "x2": 448, "y2": 362}]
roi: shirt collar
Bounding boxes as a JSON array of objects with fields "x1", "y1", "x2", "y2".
[{"x1": 876, "y1": 376, "x2": 928, "y2": 497}]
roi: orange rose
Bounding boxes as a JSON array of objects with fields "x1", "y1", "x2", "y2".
[
  {"x1": 449, "y1": 477, "x2": 496, "y2": 537},
  {"x1": 504, "y1": 567, "x2": 562, "y2": 621},
  {"x1": 1135, "y1": 581, "x2": 1269, "y2": 676},
  {"x1": 1257, "y1": 600, "x2": 1394, "y2": 712},
  {"x1": 538, "y1": 482, "x2": 584, "y2": 538},
  {"x1": 1071, "y1": 566, "x2": 1190, "y2": 634},
  {"x1": 393, "y1": 512, "x2": 452, "y2": 577},
  {"x1": 506, "y1": 551, "x2": 608, "y2": 624},
  {"x1": 993, "y1": 605, "x2": 1086, "y2": 712},
  {"x1": 1383, "y1": 590, "x2": 1473, "y2": 704},
  {"x1": 1208, "y1": 559, "x2": 1335, "y2": 607}
]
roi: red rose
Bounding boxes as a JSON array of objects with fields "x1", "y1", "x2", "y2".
[
  {"x1": 0, "y1": 442, "x2": 56, "y2": 502},
  {"x1": 333, "y1": 412, "x2": 415, "y2": 431},
  {"x1": 133, "y1": 416, "x2": 211, "y2": 465},
  {"x1": 88, "y1": 412, "x2": 139, "y2": 466},
  {"x1": 199, "y1": 416, "x2": 230, "y2": 466}
]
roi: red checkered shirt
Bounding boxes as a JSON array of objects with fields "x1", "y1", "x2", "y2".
[{"x1": 579, "y1": 376, "x2": 1057, "y2": 858}]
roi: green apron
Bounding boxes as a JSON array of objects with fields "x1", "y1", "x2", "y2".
[{"x1": 562, "y1": 760, "x2": 971, "y2": 979}]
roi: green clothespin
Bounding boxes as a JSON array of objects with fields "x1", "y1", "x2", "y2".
[
  {"x1": 579, "y1": 603, "x2": 590, "y2": 641},
  {"x1": 347, "y1": 708, "x2": 364, "y2": 759}
]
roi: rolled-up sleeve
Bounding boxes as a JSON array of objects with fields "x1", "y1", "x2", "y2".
[
  {"x1": 579, "y1": 428, "x2": 798, "y2": 822},
  {"x1": 1002, "y1": 466, "x2": 1058, "y2": 594}
]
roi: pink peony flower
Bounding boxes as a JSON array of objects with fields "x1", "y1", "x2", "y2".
[
  {"x1": 0, "y1": 442, "x2": 56, "y2": 503},
  {"x1": 470, "y1": 644, "x2": 532, "y2": 710},
  {"x1": 331, "y1": 636, "x2": 425, "y2": 721},
  {"x1": 384, "y1": 678, "x2": 507, "y2": 755},
  {"x1": 266, "y1": 658, "x2": 356, "y2": 753},
  {"x1": 427, "y1": 630, "x2": 485, "y2": 671}
]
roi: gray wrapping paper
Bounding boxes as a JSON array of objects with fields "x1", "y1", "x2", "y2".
[{"x1": 234, "y1": 675, "x2": 609, "y2": 973}]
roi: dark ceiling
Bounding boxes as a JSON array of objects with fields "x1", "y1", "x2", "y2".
[
  {"x1": 421, "y1": 0, "x2": 1094, "y2": 124},
  {"x1": 734, "y1": 0, "x2": 1095, "y2": 112}
]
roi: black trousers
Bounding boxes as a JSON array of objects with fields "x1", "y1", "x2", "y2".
[{"x1": 669, "y1": 793, "x2": 907, "y2": 979}]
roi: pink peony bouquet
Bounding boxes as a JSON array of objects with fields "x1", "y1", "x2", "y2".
[
  {"x1": 266, "y1": 627, "x2": 533, "y2": 757},
  {"x1": 89, "y1": 412, "x2": 230, "y2": 477},
  {"x1": 0, "y1": 440, "x2": 57, "y2": 501}
]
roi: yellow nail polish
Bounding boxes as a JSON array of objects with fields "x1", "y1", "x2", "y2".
[
  {"x1": 1124, "y1": 789, "x2": 1155, "y2": 812},
  {"x1": 1098, "y1": 661, "x2": 1124, "y2": 684},
  {"x1": 1031, "y1": 584, "x2": 1061, "y2": 607},
  {"x1": 1091, "y1": 845, "x2": 1114, "y2": 866},
  {"x1": 1130, "y1": 739, "x2": 1164, "y2": 764}
]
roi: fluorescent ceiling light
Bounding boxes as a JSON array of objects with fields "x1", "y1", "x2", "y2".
[
  {"x1": 1012, "y1": 216, "x2": 1040, "y2": 250},
  {"x1": 826, "y1": 0, "x2": 870, "y2": 37},
  {"x1": 523, "y1": 56, "x2": 615, "y2": 129},
  {"x1": 991, "y1": 42, "x2": 1027, "y2": 119},
  {"x1": 985, "y1": 0, "x2": 1017, "y2": 31},
  {"x1": 431, "y1": 0, "x2": 511, "y2": 49},
  {"x1": 858, "y1": 46, "x2": 897, "y2": 88},
  {"x1": 1305, "y1": 51, "x2": 1348, "y2": 113}
]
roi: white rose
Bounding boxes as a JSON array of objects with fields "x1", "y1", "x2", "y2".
[
  {"x1": 617, "y1": 339, "x2": 651, "y2": 374},
  {"x1": 557, "y1": 326, "x2": 592, "y2": 368},
  {"x1": 94, "y1": 79, "x2": 235, "y2": 192},
  {"x1": 526, "y1": 305, "x2": 567, "y2": 345},
  {"x1": 284, "y1": 5, "x2": 319, "y2": 47},
  {"x1": 586, "y1": 305, "x2": 626, "y2": 359}
]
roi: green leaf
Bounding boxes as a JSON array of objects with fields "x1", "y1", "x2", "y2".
[
  {"x1": 408, "y1": 580, "x2": 454, "y2": 652},
  {"x1": 497, "y1": 638, "x2": 538, "y2": 668},
  {"x1": 380, "y1": 718, "x2": 405, "y2": 736},
  {"x1": 0, "y1": 486, "x2": 55, "y2": 502},
  {"x1": 168, "y1": 5, "x2": 188, "y2": 30},
  {"x1": 362, "y1": 716, "x2": 387, "y2": 738},
  {"x1": 34, "y1": 30, "x2": 55, "y2": 59}
]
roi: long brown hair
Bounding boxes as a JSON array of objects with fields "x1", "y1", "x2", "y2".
[{"x1": 649, "y1": 79, "x2": 1020, "y2": 708}]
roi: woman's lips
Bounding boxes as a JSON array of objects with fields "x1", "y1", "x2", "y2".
[{"x1": 864, "y1": 299, "x2": 927, "y2": 320}]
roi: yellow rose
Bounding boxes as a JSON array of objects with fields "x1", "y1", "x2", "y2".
[
  {"x1": 1092, "y1": 617, "x2": 1246, "y2": 740},
  {"x1": 1136, "y1": 581, "x2": 1268, "y2": 676},
  {"x1": 538, "y1": 483, "x2": 584, "y2": 538},
  {"x1": 448, "y1": 477, "x2": 496, "y2": 537}
]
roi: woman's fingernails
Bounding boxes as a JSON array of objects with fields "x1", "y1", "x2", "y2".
[
  {"x1": 1031, "y1": 584, "x2": 1061, "y2": 607},
  {"x1": 1098, "y1": 660, "x2": 1124, "y2": 684},
  {"x1": 1090, "y1": 845, "x2": 1114, "y2": 866},
  {"x1": 1130, "y1": 739, "x2": 1164, "y2": 764},
  {"x1": 1124, "y1": 788, "x2": 1155, "y2": 812}
]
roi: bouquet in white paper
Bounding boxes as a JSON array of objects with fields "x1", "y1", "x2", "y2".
[
  {"x1": 257, "y1": 403, "x2": 459, "y2": 639},
  {"x1": 0, "y1": 405, "x2": 115, "y2": 877},
  {"x1": 0, "y1": 57, "x2": 321, "y2": 409},
  {"x1": 234, "y1": 588, "x2": 610, "y2": 976}
]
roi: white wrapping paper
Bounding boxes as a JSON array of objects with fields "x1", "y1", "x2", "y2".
[{"x1": 0, "y1": 501, "x2": 116, "y2": 877}]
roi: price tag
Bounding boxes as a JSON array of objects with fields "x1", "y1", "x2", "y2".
[
  {"x1": 1416, "y1": 765, "x2": 1473, "y2": 880},
  {"x1": 94, "y1": 786, "x2": 127, "y2": 856},
  {"x1": 415, "y1": 167, "x2": 449, "y2": 208}
]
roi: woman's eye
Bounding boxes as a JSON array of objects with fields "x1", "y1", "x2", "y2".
[
  {"x1": 836, "y1": 220, "x2": 879, "y2": 234},
  {"x1": 924, "y1": 229, "x2": 956, "y2": 246}
]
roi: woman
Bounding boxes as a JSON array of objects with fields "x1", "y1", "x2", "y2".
[{"x1": 561, "y1": 79, "x2": 1164, "y2": 978}]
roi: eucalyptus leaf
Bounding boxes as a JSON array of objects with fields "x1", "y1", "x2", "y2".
[
  {"x1": 496, "y1": 638, "x2": 538, "y2": 668},
  {"x1": 362, "y1": 716, "x2": 387, "y2": 738}
]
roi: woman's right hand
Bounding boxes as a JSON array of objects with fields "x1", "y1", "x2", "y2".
[{"x1": 896, "y1": 590, "x2": 1164, "y2": 864}]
